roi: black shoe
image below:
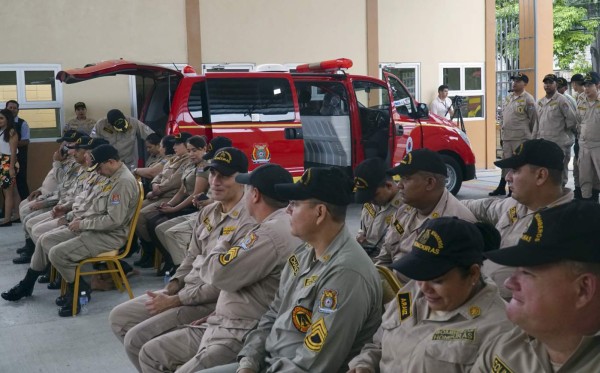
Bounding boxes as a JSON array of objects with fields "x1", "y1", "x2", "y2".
[
  {"x1": 16, "y1": 246, "x2": 28, "y2": 254},
  {"x1": 12, "y1": 252, "x2": 32, "y2": 264},
  {"x1": 56, "y1": 291, "x2": 90, "y2": 307},
  {"x1": 488, "y1": 188, "x2": 506, "y2": 196},
  {"x1": 574, "y1": 187, "x2": 583, "y2": 200},
  {"x1": 16, "y1": 238, "x2": 35, "y2": 255},
  {"x1": 48, "y1": 278, "x2": 62, "y2": 290},
  {"x1": 58, "y1": 301, "x2": 81, "y2": 317},
  {"x1": 1, "y1": 282, "x2": 33, "y2": 301},
  {"x1": 38, "y1": 274, "x2": 50, "y2": 284}
]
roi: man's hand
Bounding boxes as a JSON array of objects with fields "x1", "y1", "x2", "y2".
[
  {"x1": 51, "y1": 205, "x2": 68, "y2": 218},
  {"x1": 158, "y1": 204, "x2": 176, "y2": 214},
  {"x1": 28, "y1": 190, "x2": 42, "y2": 201},
  {"x1": 190, "y1": 312, "x2": 214, "y2": 326},
  {"x1": 152, "y1": 184, "x2": 161, "y2": 195},
  {"x1": 29, "y1": 201, "x2": 45, "y2": 211},
  {"x1": 57, "y1": 217, "x2": 68, "y2": 226},
  {"x1": 144, "y1": 291, "x2": 181, "y2": 315},
  {"x1": 164, "y1": 278, "x2": 180, "y2": 295},
  {"x1": 68, "y1": 218, "x2": 81, "y2": 232}
]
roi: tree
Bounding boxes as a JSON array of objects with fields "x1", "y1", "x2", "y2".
[{"x1": 554, "y1": 0, "x2": 599, "y2": 70}]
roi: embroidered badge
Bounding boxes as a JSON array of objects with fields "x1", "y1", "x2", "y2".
[
  {"x1": 469, "y1": 306, "x2": 481, "y2": 318},
  {"x1": 221, "y1": 226, "x2": 236, "y2": 235},
  {"x1": 431, "y1": 212, "x2": 440, "y2": 218},
  {"x1": 517, "y1": 106, "x2": 524, "y2": 113},
  {"x1": 110, "y1": 193, "x2": 121, "y2": 205},
  {"x1": 102, "y1": 184, "x2": 113, "y2": 193},
  {"x1": 288, "y1": 255, "x2": 300, "y2": 276},
  {"x1": 238, "y1": 232, "x2": 258, "y2": 250},
  {"x1": 364, "y1": 203, "x2": 376, "y2": 218},
  {"x1": 304, "y1": 318, "x2": 328, "y2": 352},
  {"x1": 303, "y1": 275, "x2": 318, "y2": 287},
  {"x1": 354, "y1": 177, "x2": 369, "y2": 193},
  {"x1": 231, "y1": 210, "x2": 239, "y2": 218},
  {"x1": 251, "y1": 144, "x2": 271, "y2": 164},
  {"x1": 507, "y1": 206, "x2": 518, "y2": 224},
  {"x1": 321, "y1": 254, "x2": 331, "y2": 262},
  {"x1": 213, "y1": 150, "x2": 232, "y2": 164},
  {"x1": 203, "y1": 217, "x2": 213, "y2": 232},
  {"x1": 318, "y1": 289, "x2": 338, "y2": 314},
  {"x1": 393, "y1": 220, "x2": 405, "y2": 235},
  {"x1": 385, "y1": 215, "x2": 393, "y2": 225},
  {"x1": 432, "y1": 328, "x2": 476, "y2": 341},
  {"x1": 103, "y1": 126, "x2": 114, "y2": 134},
  {"x1": 397, "y1": 292, "x2": 412, "y2": 321},
  {"x1": 218, "y1": 247, "x2": 240, "y2": 266},
  {"x1": 291, "y1": 306, "x2": 312, "y2": 333},
  {"x1": 492, "y1": 355, "x2": 514, "y2": 373}
]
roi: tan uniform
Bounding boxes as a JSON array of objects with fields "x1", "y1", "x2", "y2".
[
  {"x1": 471, "y1": 327, "x2": 600, "y2": 373},
  {"x1": 462, "y1": 190, "x2": 573, "y2": 298},
  {"x1": 138, "y1": 209, "x2": 302, "y2": 373},
  {"x1": 157, "y1": 212, "x2": 198, "y2": 266},
  {"x1": 534, "y1": 92, "x2": 577, "y2": 184},
  {"x1": 64, "y1": 117, "x2": 96, "y2": 135},
  {"x1": 376, "y1": 189, "x2": 476, "y2": 268},
  {"x1": 348, "y1": 279, "x2": 512, "y2": 373},
  {"x1": 39, "y1": 164, "x2": 138, "y2": 282},
  {"x1": 577, "y1": 96, "x2": 600, "y2": 198},
  {"x1": 91, "y1": 116, "x2": 155, "y2": 167},
  {"x1": 19, "y1": 166, "x2": 58, "y2": 233},
  {"x1": 234, "y1": 227, "x2": 382, "y2": 373},
  {"x1": 109, "y1": 196, "x2": 255, "y2": 371},
  {"x1": 360, "y1": 190, "x2": 403, "y2": 251},
  {"x1": 500, "y1": 91, "x2": 537, "y2": 179}
]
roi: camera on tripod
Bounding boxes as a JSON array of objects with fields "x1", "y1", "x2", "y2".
[{"x1": 452, "y1": 95, "x2": 466, "y2": 107}]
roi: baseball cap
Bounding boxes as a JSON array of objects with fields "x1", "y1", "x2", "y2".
[
  {"x1": 543, "y1": 74, "x2": 558, "y2": 83},
  {"x1": 203, "y1": 147, "x2": 248, "y2": 176},
  {"x1": 571, "y1": 74, "x2": 585, "y2": 84},
  {"x1": 391, "y1": 217, "x2": 498, "y2": 281},
  {"x1": 56, "y1": 129, "x2": 86, "y2": 143},
  {"x1": 235, "y1": 163, "x2": 293, "y2": 202},
  {"x1": 485, "y1": 201, "x2": 600, "y2": 267},
  {"x1": 172, "y1": 132, "x2": 193, "y2": 144},
  {"x1": 583, "y1": 72, "x2": 600, "y2": 85},
  {"x1": 106, "y1": 109, "x2": 129, "y2": 132},
  {"x1": 494, "y1": 139, "x2": 564, "y2": 171},
  {"x1": 353, "y1": 158, "x2": 388, "y2": 204},
  {"x1": 510, "y1": 73, "x2": 529, "y2": 84},
  {"x1": 203, "y1": 136, "x2": 233, "y2": 160},
  {"x1": 387, "y1": 149, "x2": 447, "y2": 177},
  {"x1": 88, "y1": 144, "x2": 120, "y2": 171},
  {"x1": 74, "y1": 102, "x2": 86, "y2": 109},
  {"x1": 69, "y1": 137, "x2": 109, "y2": 150},
  {"x1": 557, "y1": 77, "x2": 568, "y2": 88},
  {"x1": 275, "y1": 167, "x2": 354, "y2": 206}
]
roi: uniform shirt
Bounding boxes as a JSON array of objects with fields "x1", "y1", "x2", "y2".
[
  {"x1": 471, "y1": 326, "x2": 600, "y2": 373},
  {"x1": 197, "y1": 209, "x2": 302, "y2": 341},
  {"x1": 534, "y1": 92, "x2": 577, "y2": 148},
  {"x1": 65, "y1": 117, "x2": 96, "y2": 135},
  {"x1": 577, "y1": 96, "x2": 600, "y2": 148},
  {"x1": 237, "y1": 227, "x2": 383, "y2": 373},
  {"x1": 360, "y1": 190, "x2": 404, "y2": 249},
  {"x1": 67, "y1": 172, "x2": 107, "y2": 221},
  {"x1": 462, "y1": 190, "x2": 573, "y2": 298},
  {"x1": 376, "y1": 189, "x2": 476, "y2": 267},
  {"x1": 151, "y1": 154, "x2": 189, "y2": 198},
  {"x1": 145, "y1": 153, "x2": 164, "y2": 168},
  {"x1": 91, "y1": 116, "x2": 155, "y2": 167},
  {"x1": 58, "y1": 165, "x2": 89, "y2": 207},
  {"x1": 348, "y1": 279, "x2": 512, "y2": 373},
  {"x1": 181, "y1": 161, "x2": 198, "y2": 196},
  {"x1": 56, "y1": 162, "x2": 84, "y2": 204},
  {"x1": 173, "y1": 196, "x2": 255, "y2": 306},
  {"x1": 500, "y1": 91, "x2": 537, "y2": 141},
  {"x1": 36, "y1": 167, "x2": 58, "y2": 197},
  {"x1": 562, "y1": 92, "x2": 577, "y2": 111},
  {"x1": 430, "y1": 96, "x2": 452, "y2": 119}
]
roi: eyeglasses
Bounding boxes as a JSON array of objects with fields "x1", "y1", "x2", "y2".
[{"x1": 287, "y1": 200, "x2": 318, "y2": 209}]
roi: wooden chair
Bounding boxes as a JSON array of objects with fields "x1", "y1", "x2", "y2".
[
  {"x1": 376, "y1": 265, "x2": 403, "y2": 305},
  {"x1": 68, "y1": 180, "x2": 144, "y2": 316}
]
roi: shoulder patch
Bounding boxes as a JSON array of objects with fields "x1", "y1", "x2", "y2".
[
  {"x1": 110, "y1": 193, "x2": 121, "y2": 205},
  {"x1": 393, "y1": 219, "x2": 405, "y2": 235},
  {"x1": 291, "y1": 306, "x2": 312, "y2": 333},
  {"x1": 303, "y1": 275, "x2": 318, "y2": 287},
  {"x1": 492, "y1": 355, "x2": 514, "y2": 373},
  {"x1": 203, "y1": 217, "x2": 213, "y2": 232},
  {"x1": 364, "y1": 203, "x2": 376, "y2": 218},
  {"x1": 238, "y1": 232, "x2": 258, "y2": 250},
  {"x1": 432, "y1": 328, "x2": 476, "y2": 341},
  {"x1": 304, "y1": 318, "x2": 328, "y2": 352},
  {"x1": 218, "y1": 247, "x2": 240, "y2": 266},
  {"x1": 318, "y1": 289, "x2": 338, "y2": 314},
  {"x1": 288, "y1": 255, "x2": 299, "y2": 276},
  {"x1": 397, "y1": 292, "x2": 412, "y2": 321}
]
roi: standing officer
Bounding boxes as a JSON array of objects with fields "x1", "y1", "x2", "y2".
[
  {"x1": 571, "y1": 73, "x2": 587, "y2": 199},
  {"x1": 557, "y1": 77, "x2": 577, "y2": 109},
  {"x1": 138, "y1": 164, "x2": 302, "y2": 372},
  {"x1": 91, "y1": 109, "x2": 155, "y2": 168},
  {"x1": 353, "y1": 157, "x2": 403, "y2": 258},
  {"x1": 65, "y1": 101, "x2": 96, "y2": 135},
  {"x1": 490, "y1": 73, "x2": 537, "y2": 196},
  {"x1": 577, "y1": 72, "x2": 600, "y2": 201},
  {"x1": 533, "y1": 73, "x2": 577, "y2": 185},
  {"x1": 5, "y1": 100, "x2": 30, "y2": 199}
]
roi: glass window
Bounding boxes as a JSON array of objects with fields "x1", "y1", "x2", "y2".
[
  {"x1": 0, "y1": 71, "x2": 17, "y2": 101},
  {"x1": 442, "y1": 68, "x2": 461, "y2": 91},
  {"x1": 188, "y1": 81, "x2": 205, "y2": 124},
  {"x1": 353, "y1": 80, "x2": 390, "y2": 109},
  {"x1": 24, "y1": 71, "x2": 56, "y2": 101},
  {"x1": 380, "y1": 63, "x2": 420, "y2": 100},
  {"x1": 294, "y1": 81, "x2": 348, "y2": 116},
  {"x1": 465, "y1": 67, "x2": 482, "y2": 90},
  {"x1": 439, "y1": 63, "x2": 485, "y2": 119}
]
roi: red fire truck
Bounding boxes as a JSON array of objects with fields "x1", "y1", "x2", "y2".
[{"x1": 57, "y1": 58, "x2": 475, "y2": 194}]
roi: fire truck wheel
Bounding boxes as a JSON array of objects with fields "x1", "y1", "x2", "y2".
[{"x1": 440, "y1": 155, "x2": 463, "y2": 195}]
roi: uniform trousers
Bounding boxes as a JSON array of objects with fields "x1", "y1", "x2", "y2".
[
  {"x1": 155, "y1": 214, "x2": 196, "y2": 265},
  {"x1": 501, "y1": 140, "x2": 523, "y2": 180},
  {"x1": 578, "y1": 145, "x2": 600, "y2": 198},
  {"x1": 136, "y1": 198, "x2": 171, "y2": 242}
]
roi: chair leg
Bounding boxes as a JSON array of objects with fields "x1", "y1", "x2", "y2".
[
  {"x1": 114, "y1": 260, "x2": 134, "y2": 299},
  {"x1": 72, "y1": 265, "x2": 81, "y2": 317},
  {"x1": 60, "y1": 278, "x2": 67, "y2": 297},
  {"x1": 153, "y1": 249, "x2": 162, "y2": 270},
  {"x1": 106, "y1": 261, "x2": 124, "y2": 292},
  {"x1": 49, "y1": 266, "x2": 56, "y2": 283}
]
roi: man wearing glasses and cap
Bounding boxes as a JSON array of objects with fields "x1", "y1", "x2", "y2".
[{"x1": 490, "y1": 73, "x2": 537, "y2": 196}]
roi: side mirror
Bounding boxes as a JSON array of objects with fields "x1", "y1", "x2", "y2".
[
  {"x1": 396, "y1": 124, "x2": 404, "y2": 136},
  {"x1": 397, "y1": 105, "x2": 409, "y2": 115},
  {"x1": 416, "y1": 103, "x2": 429, "y2": 118}
]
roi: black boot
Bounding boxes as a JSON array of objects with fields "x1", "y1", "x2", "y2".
[
  {"x1": 47, "y1": 272, "x2": 62, "y2": 290},
  {"x1": 134, "y1": 240, "x2": 155, "y2": 268},
  {"x1": 591, "y1": 189, "x2": 600, "y2": 204},
  {"x1": 16, "y1": 238, "x2": 35, "y2": 254},
  {"x1": 38, "y1": 266, "x2": 51, "y2": 284},
  {"x1": 574, "y1": 187, "x2": 583, "y2": 200},
  {"x1": 13, "y1": 238, "x2": 35, "y2": 264},
  {"x1": 58, "y1": 283, "x2": 80, "y2": 317},
  {"x1": 1, "y1": 268, "x2": 42, "y2": 301},
  {"x1": 56, "y1": 277, "x2": 91, "y2": 307},
  {"x1": 489, "y1": 179, "x2": 507, "y2": 196}
]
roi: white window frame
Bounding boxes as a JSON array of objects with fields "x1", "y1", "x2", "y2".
[
  {"x1": 439, "y1": 62, "x2": 485, "y2": 120},
  {"x1": 379, "y1": 62, "x2": 421, "y2": 101},
  {"x1": 0, "y1": 64, "x2": 64, "y2": 140}
]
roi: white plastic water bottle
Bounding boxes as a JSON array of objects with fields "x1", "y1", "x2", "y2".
[
  {"x1": 79, "y1": 291, "x2": 89, "y2": 314},
  {"x1": 163, "y1": 271, "x2": 171, "y2": 285}
]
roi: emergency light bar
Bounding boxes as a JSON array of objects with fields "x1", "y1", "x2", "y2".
[{"x1": 295, "y1": 58, "x2": 353, "y2": 73}]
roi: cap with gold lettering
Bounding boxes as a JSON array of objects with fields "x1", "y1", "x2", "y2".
[
  {"x1": 387, "y1": 149, "x2": 447, "y2": 177},
  {"x1": 203, "y1": 147, "x2": 248, "y2": 176}
]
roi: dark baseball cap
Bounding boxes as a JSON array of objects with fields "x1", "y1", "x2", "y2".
[
  {"x1": 69, "y1": 137, "x2": 109, "y2": 150},
  {"x1": 353, "y1": 158, "x2": 388, "y2": 204},
  {"x1": 235, "y1": 163, "x2": 293, "y2": 202},
  {"x1": 387, "y1": 149, "x2": 447, "y2": 177},
  {"x1": 74, "y1": 102, "x2": 86, "y2": 109},
  {"x1": 583, "y1": 72, "x2": 600, "y2": 85},
  {"x1": 571, "y1": 74, "x2": 585, "y2": 83},
  {"x1": 494, "y1": 139, "x2": 564, "y2": 171},
  {"x1": 203, "y1": 147, "x2": 248, "y2": 176},
  {"x1": 203, "y1": 136, "x2": 233, "y2": 160},
  {"x1": 543, "y1": 74, "x2": 558, "y2": 83},
  {"x1": 557, "y1": 77, "x2": 568, "y2": 88},
  {"x1": 88, "y1": 144, "x2": 120, "y2": 171},
  {"x1": 510, "y1": 73, "x2": 529, "y2": 84},
  {"x1": 106, "y1": 109, "x2": 129, "y2": 132},
  {"x1": 172, "y1": 132, "x2": 193, "y2": 144},
  {"x1": 56, "y1": 129, "x2": 86, "y2": 143},
  {"x1": 275, "y1": 167, "x2": 354, "y2": 206},
  {"x1": 391, "y1": 217, "x2": 497, "y2": 281},
  {"x1": 485, "y1": 201, "x2": 600, "y2": 267}
]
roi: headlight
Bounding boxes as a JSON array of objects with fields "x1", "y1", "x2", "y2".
[{"x1": 455, "y1": 128, "x2": 471, "y2": 147}]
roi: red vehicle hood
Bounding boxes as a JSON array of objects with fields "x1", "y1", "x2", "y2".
[{"x1": 56, "y1": 60, "x2": 182, "y2": 84}]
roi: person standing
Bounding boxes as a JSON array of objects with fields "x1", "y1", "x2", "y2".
[
  {"x1": 429, "y1": 85, "x2": 454, "y2": 119},
  {"x1": 557, "y1": 77, "x2": 577, "y2": 110},
  {"x1": 65, "y1": 101, "x2": 96, "y2": 135},
  {"x1": 0, "y1": 109, "x2": 18, "y2": 227},
  {"x1": 490, "y1": 73, "x2": 537, "y2": 196},
  {"x1": 5, "y1": 100, "x2": 30, "y2": 201},
  {"x1": 571, "y1": 73, "x2": 586, "y2": 199},
  {"x1": 577, "y1": 72, "x2": 600, "y2": 201}
]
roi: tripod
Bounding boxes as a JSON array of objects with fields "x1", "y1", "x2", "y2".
[{"x1": 446, "y1": 97, "x2": 466, "y2": 133}]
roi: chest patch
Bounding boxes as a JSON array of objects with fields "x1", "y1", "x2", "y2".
[
  {"x1": 397, "y1": 292, "x2": 412, "y2": 321},
  {"x1": 431, "y1": 328, "x2": 476, "y2": 341},
  {"x1": 393, "y1": 220, "x2": 405, "y2": 235},
  {"x1": 492, "y1": 356, "x2": 514, "y2": 373},
  {"x1": 203, "y1": 217, "x2": 213, "y2": 232},
  {"x1": 288, "y1": 255, "x2": 299, "y2": 276},
  {"x1": 364, "y1": 203, "x2": 376, "y2": 218},
  {"x1": 291, "y1": 306, "x2": 312, "y2": 333}
]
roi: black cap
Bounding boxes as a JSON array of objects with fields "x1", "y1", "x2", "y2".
[
  {"x1": 571, "y1": 74, "x2": 585, "y2": 83},
  {"x1": 69, "y1": 137, "x2": 109, "y2": 150},
  {"x1": 203, "y1": 136, "x2": 233, "y2": 160},
  {"x1": 56, "y1": 129, "x2": 86, "y2": 143},
  {"x1": 203, "y1": 147, "x2": 248, "y2": 176},
  {"x1": 353, "y1": 158, "x2": 388, "y2": 204},
  {"x1": 235, "y1": 163, "x2": 293, "y2": 202},
  {"x1": 88, "y1": 144, "x2": 119, "y2": 171},
  {"x1": 543, "y1": 74, "x2": 558, "y2": 83},
  {"x1": 387, "y1": 149, "x2": 447, "y2": 177},
  {"x1": 494, "y1": 139, "x2": 564, "y2": 171},
  {"x1": 583, "y1": 72, "x2": 600, "y2": 85},
  {"x1": 557, "y1": 77, "x2": 568, "y2": 88},
  {"x1": 106, "y1": 109, "x2": 129, "y2": 132},
  {"x1": 510, "y1": 73, "x2": 529, "y2": 84},
  {"x1": 74, "y1": 102, "x2": 86, "y2": 109},
  {"x1": 390, "y1": 217, "x2": 487, "y2": 281},
  {"x1": 485, "y1": 201, "x2": 600, "y2": 267},
  {"x1": 275, "y1": 167, "x2": 353, "y2": 206},
  {"x1": 173, "y1": 132, "x2": 193, "y2": 144}
]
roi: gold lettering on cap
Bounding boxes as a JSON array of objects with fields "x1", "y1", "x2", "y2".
[
  {"x1": 300, "y1": 169, "x2": 311, "y2": 186},
  {"x1": 353, "y1": 177, "x2": 368, "y2": 191},
  {"x1": 533, "y1": 213, "x2": 543, "y2": 242},
  {"x1": 213, "y1": 151, "x2": 232, "y2": 164},
  {"x1": 401, "y1": 152, "x2": 412, "y2": 165}
]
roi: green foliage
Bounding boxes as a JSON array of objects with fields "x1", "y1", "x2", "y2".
[
  {"x1": 572, "y1": 53, "x2": 593, "y2": 73},
  {"x1": 554, "y1": 0, "x2": 599, "y2": 69}
]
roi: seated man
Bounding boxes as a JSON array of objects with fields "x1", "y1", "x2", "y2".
[
  {"x1": 472, "y1": 201, "x2": 600, "y2": 372},
  {"x1": 138, "y1": 164, "x2": 302, "y2": 372},
  {"x1": 109, "y1": 147, "x2": 255, "y2": 371},
  {"x1": 203, "y1": 167, "x2": 382, "y2": 373}
]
